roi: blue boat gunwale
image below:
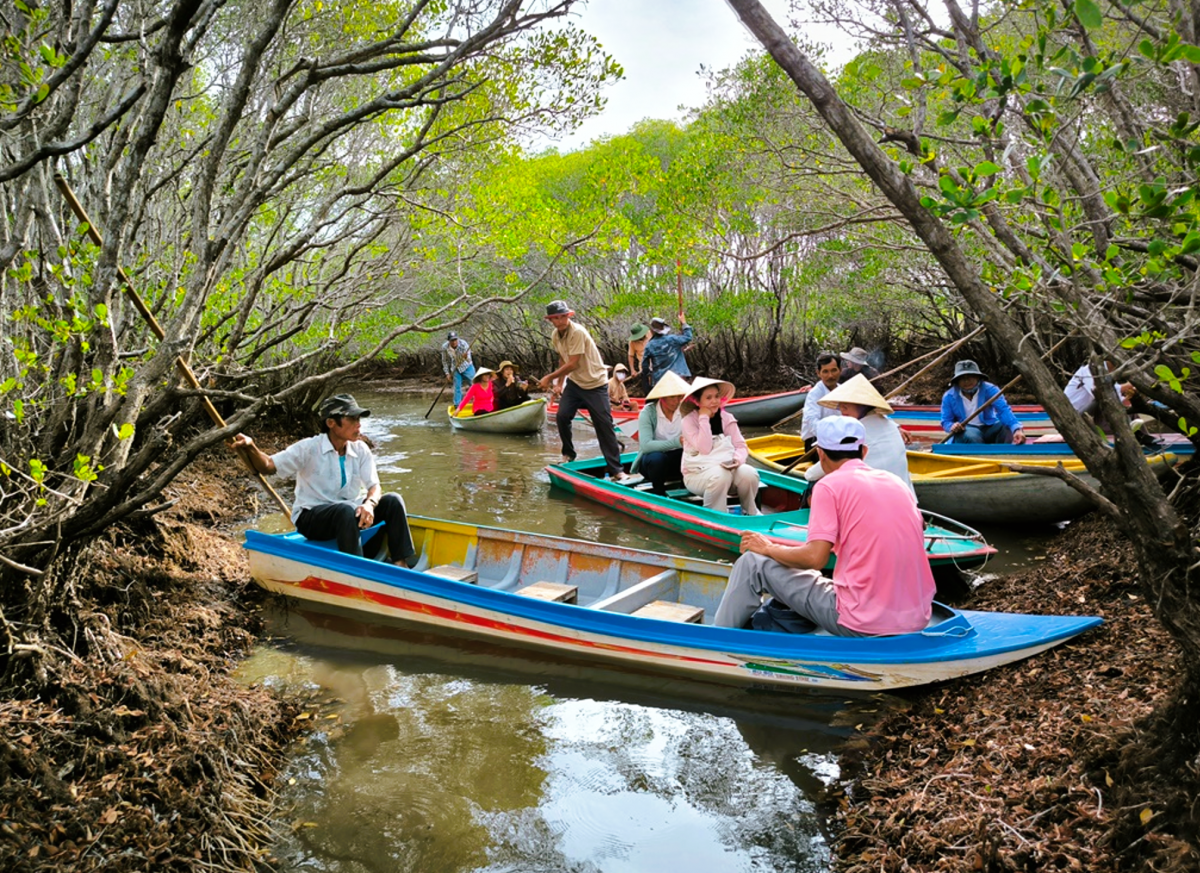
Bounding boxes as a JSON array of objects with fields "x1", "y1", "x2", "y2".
[{"x1": 243, "y1": 526, "x2": 1101, "y2": 667}]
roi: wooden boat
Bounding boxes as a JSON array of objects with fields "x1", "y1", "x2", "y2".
[
  {"x1": 722, "y1": 388, "x2": 809, "y2": 426},
  {"x1": 743, "y1": 434, "x2": 1179, "y2": 526},
  {"x1": 244, "y1": 517, "x2": 1101, "y2": 692},
  {"x1": 447, "y1": 398, "x2": 547, "y2": 434},
  {"x1": 893, "y1": 402, "x2": 1045, "y2": 415},
  {"x1": 544, "y1": 453, "x2": 995, "y2": 569},
  {"x1": 888, "y1": 407, "x2": 1057, "y2": 437},
  {"x1": 928, "y1": 434, "x2": 1193, "y2": 459},
  {"x1": 548, "y1": 388, "x2": 810, "y2": 435}
]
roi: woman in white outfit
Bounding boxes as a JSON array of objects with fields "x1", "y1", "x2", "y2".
[
  {"x1": 803, "y1": 373, "x2": 915, "y2": 496},
  {"x1": 680, "y1": 377, "x2": 762, "y2": 515}
]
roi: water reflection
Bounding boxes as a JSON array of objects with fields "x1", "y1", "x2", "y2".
[{"x1": 244, "y1": 602, "x2": 863, "y2": 872}]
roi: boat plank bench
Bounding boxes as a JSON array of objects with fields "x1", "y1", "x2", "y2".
[
  {"x1": 632, "y1": 600, "x2": 705, "y2": 623},
  {"x1": 427, "y1": 565, "x2": 479, "y2": 584},
  {"x1": 516, "y1": 581, "x2": 578, "y2": 604}
]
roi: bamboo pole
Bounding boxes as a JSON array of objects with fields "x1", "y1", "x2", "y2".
[
  {"x1": 771, "y1": 326, "x2": 986, "y2": 433},
  {"x1": 54, "y1": 174, "x2": 293, "y2": 521},
  {"x1": 879, "y1": 325, "x2": 987, "y2": 397}
]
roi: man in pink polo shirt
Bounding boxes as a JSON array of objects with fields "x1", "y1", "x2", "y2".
[{"x1": 713, "y1": 415, "x2": 935, "y2": 635}]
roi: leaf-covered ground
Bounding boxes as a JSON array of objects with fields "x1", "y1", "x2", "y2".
[
  {"x1": 0, "y1": 446, "x2": 311, "y2": 872},
  {"x1": 833, "y1": 515, "x2": 1198, "y2": 872}
]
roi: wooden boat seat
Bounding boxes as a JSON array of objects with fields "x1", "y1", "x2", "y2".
[
  {"x1": 592, "y1": 570, "x2": 679, "y2": 614},
  {"x1": 516, "y1": 581, "x2": 578, "y2": 604},
  {"x1": 920, "y1": 462, "x2": 997, "y2": 479},
  {"x1": 427, "y1": 565, "x2": 478, "y2": 584},
  {"x1": 632, "y1": 600, "x2": 704, "y2": 623}
]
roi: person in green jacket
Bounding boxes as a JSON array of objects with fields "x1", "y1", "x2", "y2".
[{"x1": 630, "y1": 371, "x2": 692, "y2": 495}]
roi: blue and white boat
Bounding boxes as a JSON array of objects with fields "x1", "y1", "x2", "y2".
[{"x1": 244, "y1": 516, "x2": 1102, "y2": 692}]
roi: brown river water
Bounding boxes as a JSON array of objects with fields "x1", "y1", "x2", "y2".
[{"x1": 236, "y1": 385, "x2": 1059, "y2": 872}]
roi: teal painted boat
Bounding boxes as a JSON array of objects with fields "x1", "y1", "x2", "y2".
[{"x1": 544, "y1": 453, "x2": 995, "y2": 570}]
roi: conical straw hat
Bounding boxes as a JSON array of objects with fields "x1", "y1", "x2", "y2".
[
  {"x1": 680, "y1": 376, "x2": 736, "y2": 415},
  {"x1": 471, "y1": 367, "x2": 496, "y2": 383},
  {"x1": 818, "y1": 373, "x2": 893, "y2": 414},
  {"x1": 646, "y1": 370, "x2": 692, "y2": 400}
]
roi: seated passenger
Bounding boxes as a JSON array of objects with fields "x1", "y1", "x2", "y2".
[
  {"x1": 680, "y1": 377, "x2": 761, "y2": 515},
  {"x1": 714, "y1": 415, "x2": 935, "y2": 634},
  {"x1": 493, "y1": 360, "x2": 531, "y2": 410},
  {"x1": 940, "y1": 360, "x2": 1025, "y2": 445},
  {"x1": 630, "y1": 371, "x2": 691, "y2": 496},
  {"x1": 229, "y1": 394, "x2": 416, "y2": 566},
  {"x1": 607, "y1": 363, "x2": 638, "y2": 412},
  {"x1": 457, "y1": 367, "x2": 497, "y2": 416},
  {"x1": 805, "y1": 374, "x2": 914, "y2": 496}
]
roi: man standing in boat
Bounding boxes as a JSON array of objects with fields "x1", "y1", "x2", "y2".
[
  {"x1": 441, "y1": 331, "x2": 476, "y2": 408},
  {"x1": 537, "y1": 300, "x2": 634, "y2": 482},
  {"x1": 941, "y1": 360, "x2": 1026, "y2": 445},
  {"x1": 713, "y1": 415, "x2": 935, "y2": 634},
  {"x1": 642, "y1": 312, "x2": 693, "y2": 390},
  {"x1": 229, "y1": 393, "x2": 417, "y2": 567},
  {"x1": 800, "y1": 351, "x2": 843, "y2": 451}
]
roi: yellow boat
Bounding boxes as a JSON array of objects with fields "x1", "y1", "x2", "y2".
[{"x1": 744, "y1": 434, "x2": 1176, "y2": 526}]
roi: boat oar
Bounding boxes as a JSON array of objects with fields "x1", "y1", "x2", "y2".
[
  {"x1": 780, "y1": 448, "x2": 815, "y2": 475},
  {"x1": 676, "y1": 258, "x2": 684, "y2": 316},
  {"x1": 425, "y1": 383, "x2": 448, "y2": 419},
  {"x1": 55, "y1": 174, "x2": 294, "y2": 522},
  {"x1": 937, "y1": 332, "x2": 1073, "y2": 444}
]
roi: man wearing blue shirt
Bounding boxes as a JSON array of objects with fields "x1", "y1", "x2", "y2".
[
  {"x1": 941, "y1": 360, "x2": 1026, "y2": 445},
  {"x1": 642, "y1": 312, "x2": 693, "y2": 389}
]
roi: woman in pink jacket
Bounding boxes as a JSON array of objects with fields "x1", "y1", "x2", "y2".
[
  {"x1": 680, "y1": 377, "x2": 761, "y2": 515},
  {"x1": 456, "y1": 368, "x2": 497, "y2": 415}
]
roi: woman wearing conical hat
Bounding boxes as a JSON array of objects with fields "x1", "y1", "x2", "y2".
[
  {"x1": 680, "y1": 377, "x2": 762, "y2": 515},
  {"x1": 630, "y1": 371, "x2": 690, "y2": 496},
  {"x1": 806, "y1": 374, "x2": 914, "y2": 495},
  {"x1": 455, "y1": 367, "x2": 497, "y2": 416}
]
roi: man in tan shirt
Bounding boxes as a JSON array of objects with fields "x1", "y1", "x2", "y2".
[{"x1": 538, "y1": 300, "x2": 632, "y2": 480}]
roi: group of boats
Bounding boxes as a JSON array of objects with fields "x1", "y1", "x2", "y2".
[{"x1": 239, "y1": 381, "x2": 1165, "y2": 694}]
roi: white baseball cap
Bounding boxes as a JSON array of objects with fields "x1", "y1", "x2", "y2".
[{"x1": 815, "y1": 415, "x2": 867, "y2": 452}]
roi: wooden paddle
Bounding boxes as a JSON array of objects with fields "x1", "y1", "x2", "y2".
[
  {"x1": 424, "y1": 383, "x2": 448, "y2": 419},
  {"x1": 56, "y1": 174, "x2": 294, "y2": 522},
  {"x1": 880, "y1": 325, "x2": 987, "y2": 399},
  {"x1": 937, "y1": 333, "x2": 1073, "y2": 444},
  {"x1": 676, "y1": 259, "x2": 684, "y2": 317}
]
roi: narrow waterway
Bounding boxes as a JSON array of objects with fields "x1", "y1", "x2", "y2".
[{"x1": 237, "y1": 385, "x2": 1063, "y2": 872}]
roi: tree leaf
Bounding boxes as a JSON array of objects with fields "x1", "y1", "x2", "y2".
[{"x1": 1075, "y1": 0, "x2": 1103, "y2": 30}]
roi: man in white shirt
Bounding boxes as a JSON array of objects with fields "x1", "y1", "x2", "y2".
[
  {"x1": 800, "y1": 352, "x2": 843, "y2": 451},
  {"x1": 230, "y1": 394, "x2": 416, "y2": 566}
]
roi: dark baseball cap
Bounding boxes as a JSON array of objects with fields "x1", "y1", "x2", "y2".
[{"x1": 319, "y1": 393, "x2": 370, "y2": 419}]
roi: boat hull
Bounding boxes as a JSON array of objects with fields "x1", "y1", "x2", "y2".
[
  {"x1": 744, "y1": 434, "x2": 1178, "y2": 525},
  {"x1": 244, "y1": 518, "x2": 1101, "y2": 692},
  {"x1": 448, "y1": 399, "x2": 547, "y2": 434}
]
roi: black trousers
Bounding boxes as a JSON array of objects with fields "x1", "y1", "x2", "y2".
[
  {"x1": 296, "y1": 493, "x2": 414, "y2": 562},
  {"x1": 639, "y1": 448, "x2": 684, "y2": 495},
  {"x1": 556, "y1": 381, "x2": 624, "y2": 476}
]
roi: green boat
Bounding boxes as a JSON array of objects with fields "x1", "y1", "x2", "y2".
[{"x1": 545, "y1": 453, "x2": 995, "y2": 571}]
